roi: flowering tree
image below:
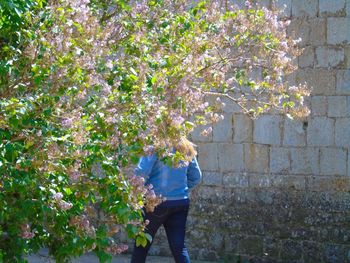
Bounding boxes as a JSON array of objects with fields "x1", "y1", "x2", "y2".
[{"x1": 0, "y1": 0, "x2": 309, "y2": 262}]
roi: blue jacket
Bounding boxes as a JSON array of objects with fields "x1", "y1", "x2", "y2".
[{"x1": 135, "y1": 154, "x2": 202, "y2": 200}]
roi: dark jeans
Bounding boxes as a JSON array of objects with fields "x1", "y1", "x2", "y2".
[{"x1": 131, "y1": 203, "x2": 190, "y2": 263}]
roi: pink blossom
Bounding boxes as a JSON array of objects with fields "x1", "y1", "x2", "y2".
[
  {"x1": 105, "y1": 244, "x2": 129, "y2": 255},
  {"x1": 200, "y1": 127, "x2": 212, "y2": 137},
  {"x1": 105, "y1": 60, "x2": 113, "y2": 69},
  {"x1": 61, "y1": 118, "x2": 73, "y2": 129},
  {"x1": 69, "y1": 171, "x2": 81, "y2": 181},
  {"x1": 280, "y1": 41, "x2": 288, "y2": 50},
  {"x1": 129, "y1": 175, "x2": 145, "y2": 189},
  {"x1": 69, "y1": 215, "x2": 96, "y2": 236},
  {"x1": 58, "y1": 200, "x2": 73, "y2": 211},
  {"x1": 20, "y1": 224, "x2": 35, "y2": 239},
  {"x1": 171, "y1": 115, "x2": 185, "y2": 127},
  {"x1": 143, "y1": 145, "x2": 154, "y2": 155},
  {"x1": 53, "y1": 192, "x2": 63, "y2": 201}
]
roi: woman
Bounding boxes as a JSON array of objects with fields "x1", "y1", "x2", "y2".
[{"x1": 131, "y1": 137, "x2": 202, "y2": 263}]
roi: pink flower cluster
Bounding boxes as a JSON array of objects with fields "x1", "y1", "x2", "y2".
[
  {"x1": 53, "y1": 192, "x2": 73, "y2": 211},
  {"x1": 20, "y1": 224, "x2": 35, "y2": 239},
  {"x1": 144, "y1": 188, "x2": 163, "y2": 213},
  {"x1": 128, "y1": 175, "x2": 163, "y2": 212},
  {"x1": 129, "y1": 175, "x2": 145, "y2": 192},
  {"x1": 104, "y1": 243, "x2": 129, "y2": 255},
  {"x1": 69, "y1": 215, "x2": 96, "y2": 237}
]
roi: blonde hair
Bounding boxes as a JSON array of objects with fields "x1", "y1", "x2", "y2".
[{"x1": 175, "y1": 137, "x2": 197, "y2": 162}]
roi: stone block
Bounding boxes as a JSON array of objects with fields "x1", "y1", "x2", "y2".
[
  {"x1": 327, "y1": 18, "x2": 350, "y2": 44},
  {"x1": 270, "y1": 147, "x2": 290, "y2": 173},
  {"x1": 222, "y1": 173, "x2": 249, "y2": 188},
  {"x1": 195, "y1": 186, "x2": 231, "y2": 205},
  {"x1": 202, "y1": 171, "x2": 222, "y2": 186},
  {"x1": 272, "y1": 175, "x2": 306, "y2": 190},
  {"x1": 290, "y1": 148, "x2": 319, "y2": 174},
  {"x1": 281, "y1": 240, "x2": 303, "y2": 261},
  {"x1": 302, "y1": 241, "x2": 324, "y2": 263},
  {"x1": 263, "y1": 236, "x2": 281, "y2": 259},
  {"x1": 240, "y1": 221, "x2": 266, "y2": 236},
  {"x1": 205, "y1": 233, "x2": 224, "y2": 252},
  {"x1": 320, "y1": 148, "x2": 347, "y2": 175},
  {"x1": 328, "y1": 96, "x2": 348, "y2": 117},
  {"x1": 258, "y1": 192, "x2": 276, "y2": 206},
  {"x1": 221, "y1": 97, "x2": 242, "y2": 113},
  {"x1": 191, "y1": 124, "x2": 212, "y2": 142},
  {"x1": 228, "y1": 190, "x2": 250, "y2": 205},
  {"x1": 296, "y1": 69, "x2": 336, "y2": 95},
  {"x1": 316, "y1": 47, "x2": 345, "y2": 68},
  {"x1": 253, "y1": 115, "x2": 282, "y2": 145},
  {"x1": 197, "y1": 143, "x2": 219, "y2": 171},
  {"x1": 244, "y1": 144, "x2": 269, "y2": 173},
  {"x1": 197, "y1": 249, "x2": 219, "y2": 261},
  {"x1": 311, "y1": 96, "x2": 327, "y2": 116},
  {"x1": 255, "y1": 0, "x2": 271, "y2": 8},
  {"x1": 213, "y1": 114, "x2": 233, "y2": 142},
  {"x1": 286, "y1": 71, "x2": 297, "y2": 86},
  {"x1": 283, "y1": 118, "x2": 306, "y2": 146},
  {"x1": 233, "y1": 114, "x2": 253, "y2": 143},
  {"x1": 273, "y1": 0, "x2": 292, "y2": 17},
  {"x1": 335, "y1": 118, "x2": 350, "y2": 147},
  {"x1": 231, "y1": 0, "x2": 272, "y2": 9},
  {"x1": 287, "y1": 19, "x2": 310, "y2": 46},
  {"x1": 238, "y1": 236, "x2": 264, "y2": 256},
  {"x1": 346, "y1": 46, "x2": 350, "y2": 69},
  {"x1": 307, "y1": 117, "x2": 335, "y2": 146},
  {"x1": 218, "y1": 143, "x2": 244, "y2": 172},
  {"x1": 348, "y1": 150, "x2": 350, "y2": 176},
  {"x1": 223, "y1": 234, "x2": 240, "y2": 254},
  {"x1": 298, "y1": 46, "x2": 314, "y2": 68},
  {"x1": 319, "y1": 0, "x2": 346, "y2": 16},
  {"x1": 292, "y1": 0, "x2": 318, "y2": 17},
  {"x1": 309, "y1": 18, "x2": 327, "y2": 46},
  {"x1": 347, "y1": 0, "x2": 350, "y2": 17},
  {"x1": 324, "y1": 244, "x2": 350, "y2": 263},
  {"x1": 309, "y1": 176, "x2": 350, "y2": 192},
  {"x1": 336, "y1": 70, "x2": 350, "y2": 95},
  {"x1": 249, "y1": 174, "x2": 272, "y2": 188}
]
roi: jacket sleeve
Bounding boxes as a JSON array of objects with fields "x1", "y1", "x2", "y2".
[
  {"x1": 135, "y1": 154, "x2": 157, "y2": 180},
  {"x1": 187, "y1": 157, "x2": 202, "y2": 190}
]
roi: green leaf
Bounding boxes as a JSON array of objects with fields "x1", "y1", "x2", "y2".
[
  {"x1": 25, "y1": 139, "x2": 34, "y2": 149},
  {"x1": 8, "y1": 117, "x2": 19, "y2": 129},
  {"x1": 136, "y1": 236, "x2": 148, "y2": 247},
  {"x1": 63, "y1": 187, "x2": 73, "y2": 195},
  {"x1": 96, "y1": 251, "x2": 112, "y2": 263},
  {"x1": 184, "y1": 121, "x2": 194, "y2": 130},
  {"x1": 144, "y1": 233, "x2": 152, "y2": 242}
]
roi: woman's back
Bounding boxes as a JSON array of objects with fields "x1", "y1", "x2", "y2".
[{"x1": 135, "y1": 154, "x2": 201, "y2": 201}]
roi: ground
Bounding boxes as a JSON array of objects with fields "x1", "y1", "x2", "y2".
[{"x1": 27, "y1": 249, "x2": 215, "y2": 263}]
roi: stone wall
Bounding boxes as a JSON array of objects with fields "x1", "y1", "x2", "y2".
[{"x1": 140, "y1": 1, "x2": 350, "y2": 262}]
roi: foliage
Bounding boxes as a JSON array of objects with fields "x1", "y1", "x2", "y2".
[
  {"x1": 0, "y1": 0, "x2": 309, "y2": 262},
  {"x1": 0, "y1": 0, "x2": 45, "y2": 93}
]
